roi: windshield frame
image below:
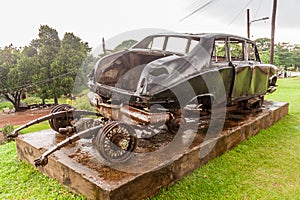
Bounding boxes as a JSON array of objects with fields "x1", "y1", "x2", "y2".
[{"x1": 131, "y1": 35, "x2": 201, "y2": 55}]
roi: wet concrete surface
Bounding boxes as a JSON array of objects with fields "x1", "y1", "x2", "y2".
[{"x1": 15, "y1": 101, "x2": 289, "y2": 200}]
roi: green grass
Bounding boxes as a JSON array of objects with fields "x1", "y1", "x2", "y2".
[
  {"x1": 0, "y1": 123, "x2": 84, "y2": 199},
  {"x1": 0, "y1": 121, "x2": 50, "y2": 135},
  {"x1": 0, "y1": 101, "x2": 13, "y2": 112},
  {"x1": 1, "y1": 78, "x2": 300, "y2": 199},
  {"x1": 0, "y1": 96, "x2": 71, "y2": 113},
  {"x1": 18, "y1": 121, "x2": 51, "y2": 134},
  {"x1": 0, "y1": 142, "x2": 85, "y2": 199},
  {"x1": 151, "y1": 77, "x2": 300, "y2": 200},
  {"x1": 151, "y1": 118, "x2": 300, "y2": 199},
  {"x1": 20, "y1": 96, "x2": 70, "y2": 105}
]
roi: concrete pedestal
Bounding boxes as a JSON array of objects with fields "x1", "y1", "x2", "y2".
[{"x1": 15, "y1": 101, "x2": 288, "y2": 200}]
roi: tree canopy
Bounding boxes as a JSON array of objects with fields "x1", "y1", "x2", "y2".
[
  {"x1": 0, "y1": 46, "x2": 23, "y2": 111},
  {"x1": 255, "y1": 38, "x2": 300, "y2": 71},
  {"x1": 0, "y1": 25, "x2": 92, "y2": 110}
]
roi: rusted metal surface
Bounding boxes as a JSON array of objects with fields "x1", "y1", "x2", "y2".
[
  {"x1": 8, "y1": 107, "x2": 98, "y2": 138},
  {"x1": 88, "y1": 33, "x2": 277, "y2": 120},
  {"x1": 11, "y1": 33, "x2": 278, "y2": 166},
  {"x1": 89, "y1": 93, "x2": 171, "y2": 125}
]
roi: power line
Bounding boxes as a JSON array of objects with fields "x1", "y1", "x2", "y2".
[
  {"x1": 180, "y1": 0, "x2": 221, "y2": 22},
  {"x1": 181, "y1": 0, "x2": 259, "y2": 27},
  {"x1": 254, "y1": 0, "x2": 263, "y2": 19},
  {"x1": 228, "y1": 0, "x2": 256, "y2": 26},
  {"x1": 188, "y1": 0, "x2": 208, "y2": 10}
]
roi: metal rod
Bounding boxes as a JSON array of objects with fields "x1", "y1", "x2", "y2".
[
  {"x1": 250, "y1": 17, "x2": 269, "y2": 24},
  {"x1": 8, "y1": 110, "x2": 99, "y2": 138},
  {"x1": 34, "y1": 125, "x2": 103, "y2": 167},
  {"x1": 8, "y1": 110, "x2": 73, "y2": 138}
]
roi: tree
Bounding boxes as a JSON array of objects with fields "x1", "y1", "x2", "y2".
[
  {"x1": 255, "y1": 38, "x2": 279, "y2": 65},
  {"x1": 34, "y1": 25, "x2": 60, "y2": 104},
  {"x1": 291, "y1": 45, "x2": 300, "y2": 70},
  {"x1": 113, "y1": 40, "x2": 137, "y2": 52},
  {"x1": 0, "y1": 45, "x2": 34, "y2": 111},
  {"x1": 16, "y1": 46, "x2": 39, "y2": 93},
  {"x1": 73, "y1": 54, "x2": 98, "y2": 94},
  {"x1": 275, "y1": 43, "x2": 293, "y2": 69},
  {"x1": 98, "y1": 39, "x2": 138, "y2": 58},
  {"x1": 0, "y1": 25, "x2": 92, "y2": 110},
  {"x1": 51, "y1": 32, "x2": 91, "y2": 98},
  {"x1": 256, "y1": 38, "x2": 300, "y2": 73}
]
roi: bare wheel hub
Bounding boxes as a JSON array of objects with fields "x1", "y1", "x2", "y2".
[
  {"x1": 95, "y1": 122, "x2": 137, "y2": 163},
  {"x1": 119, "y1": 139, "x2": 129, "y2": 150},
  {"x1": 48, "y1": 104, "x2": 74, "y2": 133}
]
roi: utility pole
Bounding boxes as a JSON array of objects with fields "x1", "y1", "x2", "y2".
[
  {"x1": 270, "y1": 0, "x2": 277, "y2": 64},
  {"x1": 102, "y1": 37, "x2": 107, "y2": 56},
  {"x1": 247, "y1": 9, "x2": 250, "y2": 39},
  {"x1": 247, "y1": 9, "x2": 269, "y2": 40}
]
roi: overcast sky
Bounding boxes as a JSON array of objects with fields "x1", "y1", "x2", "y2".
[{"x1": 1, "y1": 0, "x2": 299, "y2": 50}]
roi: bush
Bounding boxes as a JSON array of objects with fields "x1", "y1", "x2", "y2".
[
  {"x1": 71, "y1": 95, "x2": 93, "y2": 111},
  {"x1": 1, "y1": 123, "x2": 14, "y2": 143},
  {"x1": 21, "y1": 96, "x2": 42, "y2": 105},
  {"x1": 0, "y1": 101, "x2": 13, "y2": 112}
]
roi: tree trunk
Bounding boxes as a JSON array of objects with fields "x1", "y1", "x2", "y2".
[
  {"x1": 4, "y1": 90, "x2": 22, "y2": 112},
  {"x1": 54, "y1": 97, "x2": 58, "y2": 105}
]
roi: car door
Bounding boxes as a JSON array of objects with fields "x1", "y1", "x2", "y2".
[
  {"x1": 247, "y1": 41, "x2": 270, "y2": 95},
  {"x1": 210, "y1": 37, "x2": 234, "y2": 103},
  {"x1": 228, "y1": 37, "x2": 253, "y2": 101}
]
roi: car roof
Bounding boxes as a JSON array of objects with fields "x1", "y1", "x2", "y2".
[{"x1": 147, "y1": 32, "x2": 253, "y2": 42}]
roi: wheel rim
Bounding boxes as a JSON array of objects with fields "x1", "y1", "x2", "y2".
[
  {"x1": 96, "y1": 122, "x2": 137, "y2": 163},
  {"x1": 48, "y1": 104, "x2": 73, "y2": 132}
]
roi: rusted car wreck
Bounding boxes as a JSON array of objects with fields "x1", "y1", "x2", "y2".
[{"x1": 10, "y1": 33, "x2": 277, "y2": 166}]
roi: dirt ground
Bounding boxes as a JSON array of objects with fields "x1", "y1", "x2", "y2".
[{"x1": 0, "y1": 108, "x2": 51, "y2": 128}]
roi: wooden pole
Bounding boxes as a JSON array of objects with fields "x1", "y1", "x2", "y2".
[
  {"x1": 102, "y1": 37, "x2": 107, "y2": 55},
  {"x1": 270, "y1": 0, "x2": 277, "y2": 64},
  {"x1": 247, "y1": 9, "x2": 250, "y2": 39}
]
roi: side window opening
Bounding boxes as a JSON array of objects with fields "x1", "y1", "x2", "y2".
[
  {"x1": 229, "y1": 39, "x2": 245, "y2": 61},
  {"x1": 188, "y1": 37, "x2": 200, "y2": 53},
  {"x1": 148, "y1": 36, "x2": 165, "y2": 50},
  {"x1": 165, "y1": 37, "x2": 189, "y2": 54},
  {"x1": 212, "y1": 39, "x2": 227, "y2": 62},
  {"x1": 247, "y1": 42, "x2": 258, "y2": 61}
]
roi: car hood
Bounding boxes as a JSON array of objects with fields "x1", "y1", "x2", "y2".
[{"x1": 135, "y1": 42, "x2": 213, "y2": 96}]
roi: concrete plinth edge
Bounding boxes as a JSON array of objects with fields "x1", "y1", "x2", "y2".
[{"x1": 15, "y1": 101, "x2": 288, "y2": 200}]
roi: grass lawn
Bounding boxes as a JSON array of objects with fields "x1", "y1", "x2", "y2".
[
  {"x1": 15, "y1": 121, "x2": 50, "y2": 134},
  {"x1": 0, "y1": 101, "x2": 13, "y2": 112},
  {"x1": 1, "y1": 78, "x2": 299, "y2": 199}
]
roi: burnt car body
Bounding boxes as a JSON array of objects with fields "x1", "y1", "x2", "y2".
[
  {"x1": 10, "y1": 33, "x2": 278, "y2": 165},
  {"x1": 88, "y1": 33, "x2": 277, "y2": 128}
]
